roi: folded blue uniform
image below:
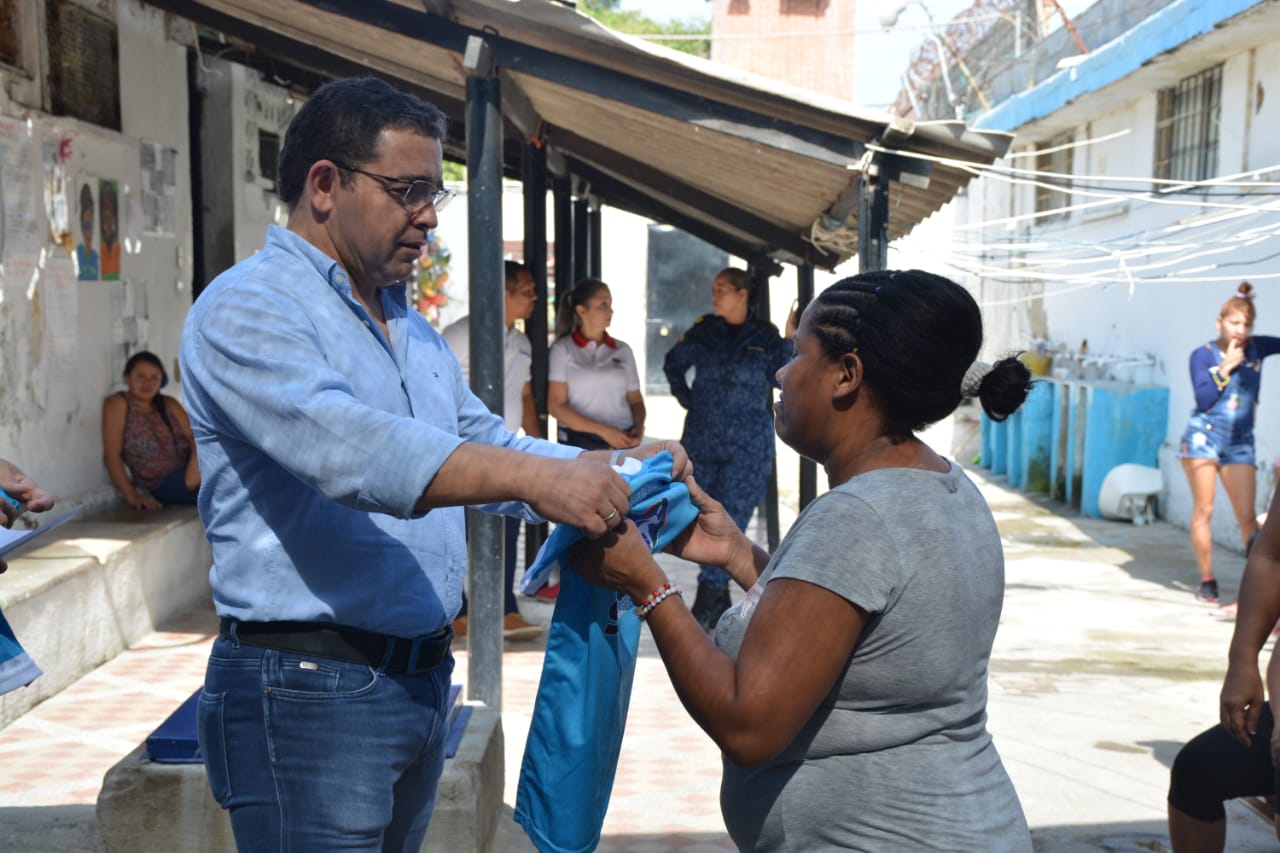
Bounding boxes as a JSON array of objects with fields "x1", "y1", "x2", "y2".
[
  {"x1": 515, "y1": 451, "x2": 697, "y2": 853},
  {"x1": 519, "y1": 451, "x2": 698, "y2": 595}
]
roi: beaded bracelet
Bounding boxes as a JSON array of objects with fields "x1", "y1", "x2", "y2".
[{"x1": 634, "y1": 583, "x2": 683, "y2": 621}]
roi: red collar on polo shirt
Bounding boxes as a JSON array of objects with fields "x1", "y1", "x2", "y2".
[{"x1": 571, "y1": 329, "x2": 617, "y2": 349}]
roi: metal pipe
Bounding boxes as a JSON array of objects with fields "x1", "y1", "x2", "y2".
[
  {"x1": 522, "y1": 141, "x2": 550, "y2": 565},
  {"x1": 797, "y1": 262, "x2": 817, "y2": 512},
  {"x1": 465, "y1": 44, "x2": 504, "y2": 710},
  {"x1": 921, "y1": 32, "x2": 960, "y2": 118}
]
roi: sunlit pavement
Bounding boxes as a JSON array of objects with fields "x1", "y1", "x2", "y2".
[{"x1": 2, "y1": 421, "x2": 1277, "y2": 850}]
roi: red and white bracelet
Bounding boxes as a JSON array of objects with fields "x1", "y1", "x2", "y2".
[{"x1": 634, "y1": 583, "x2": 682, "y2": 621}]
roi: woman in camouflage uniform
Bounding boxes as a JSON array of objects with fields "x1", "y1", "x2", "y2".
[{"x1": 664, "y1": 268, "x2": 792, "y2": 630}]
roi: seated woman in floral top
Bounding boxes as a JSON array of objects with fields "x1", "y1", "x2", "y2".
[{"x1": 102, "y1": 351, "x2": 200, "y2": 509}]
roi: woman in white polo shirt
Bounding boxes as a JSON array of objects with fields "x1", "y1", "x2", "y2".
[{"x1": 548, "y1": 278, "x2": 645, "y2": 450}]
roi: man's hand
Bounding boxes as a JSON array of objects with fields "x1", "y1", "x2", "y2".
[
  {"x1": 523, "y1": 455, "x2": 632, "y2": 538},
  {"x1": 0, "y1": 495, "x2": 17, "y2": 529},
  {"x1": 0, "y1": 459, "x2": 55, "y2": 523},
  {"x1": 1221, "y1": 662, "x2": 1265, "y2": 748}
]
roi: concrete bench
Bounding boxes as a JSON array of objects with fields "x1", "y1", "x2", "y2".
[
  {"x1": 0, "y1": 505, "x2": 212, "y2": 728},
  {"x1": 96, "y1": 698, "x2": 507, "y2": 852},
  {"x1": 5, "y1": 505, "x2": 523, "y2": 852}
]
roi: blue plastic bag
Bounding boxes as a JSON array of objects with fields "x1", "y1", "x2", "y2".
[
  {"x1": 514, "y1": 451, "x2": 697, "y2": 853},
  {"x1": 0, "y1": 606, "x2": 41, "y2": 696}
]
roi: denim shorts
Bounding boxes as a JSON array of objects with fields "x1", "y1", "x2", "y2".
[
  {"x1": 1179, "y1": 415, "x2": 1255, "y2": 466},
  {"x1": 197, "y1": 634, "x2": 454, "y2": 852}
]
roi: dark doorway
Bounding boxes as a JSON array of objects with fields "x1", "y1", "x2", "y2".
[{"x1": 644, "y1": 226, "x2": 729, "y2": 395}]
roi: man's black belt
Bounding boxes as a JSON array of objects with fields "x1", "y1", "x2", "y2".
[{"x1": 219, "y1": 618, "x2": 452, "y2": 675}]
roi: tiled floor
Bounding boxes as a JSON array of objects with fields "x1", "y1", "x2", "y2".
[
  {"x1": 0, "y1": 607, "x2": 215, "y2": 811},
  {"x1": 0, "y1": 551, "x2": 740, "y2": 851}
]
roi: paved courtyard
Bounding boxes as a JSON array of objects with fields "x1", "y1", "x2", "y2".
[{"x1": 1, "y1": 421, "x2": 1277, "y2": 850}]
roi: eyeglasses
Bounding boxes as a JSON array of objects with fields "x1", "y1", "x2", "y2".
[{"x1": 330, "y1": 159, "x2": 454, "y2": 213}]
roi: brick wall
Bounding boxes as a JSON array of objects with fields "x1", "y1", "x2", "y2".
[{"x1": 710, "y1": 0, "x2": 857, "y2": 101}]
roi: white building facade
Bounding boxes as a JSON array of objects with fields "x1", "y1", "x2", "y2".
[{"x1": 917, "y1": 0, "x2": 1280, "y2": 544}]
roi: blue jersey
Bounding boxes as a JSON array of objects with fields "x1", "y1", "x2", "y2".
[
  {"x1": 1187, "y1": 335, "x2": 1280, "y2": 441},
  {"x1": 663, "y1": 313, "x2": 790, "y2": 464}
]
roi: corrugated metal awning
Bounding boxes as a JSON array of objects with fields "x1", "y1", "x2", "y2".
[{"x1": 150, "y1": 0, "x2": 1013, "y2": 269}]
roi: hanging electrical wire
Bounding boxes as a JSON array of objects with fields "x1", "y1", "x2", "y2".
[{"x1": 845, "y1": 137, "x2": 1280, "y2": 305}]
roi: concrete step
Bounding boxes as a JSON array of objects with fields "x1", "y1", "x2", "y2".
[
  {"x1": 1, "y1": 506, "x2": 212, "y2": 729},
  {"x1": 96, "y1": 705, "x2": 510, "y2": 852}
]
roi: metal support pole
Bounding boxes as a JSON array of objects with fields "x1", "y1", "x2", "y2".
[
  {"x1": 857, "y1": 174, "x2": 890, "y2": 273},
  {"x1": 796, "y1": 262, "x2": 817, "y2": 511},
  {"x1": 553, "y1": 177, "x2": 574, "y2": 313},
  {"x1": 464, "y1": 36, "x2": 504, "y2": 709},
  {"x1": 522, "y1": 142, "x2": 549, "y2": 438},
  {"x1": 747, "y1": 261, "x2": 781, "y2": 550},
  {"x1": 521, "y1": 140, "x2": 550, "y2": 565},
  {"x1": 572, "y1": 196, "x2": 590, "y2": 285},
  {"x1": 587, "y1": 201, "x2": 603, "y2": 279}
]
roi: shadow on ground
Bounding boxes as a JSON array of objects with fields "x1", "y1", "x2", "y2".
[
  {"x1": 597, "y1": 832, "x2": 735, "y2": 852},
  {"x1": 974, "y1": 465, "x2": 1244, "y2": 600},
  {"x1": 0, "y1": 805, "x2": 96, "y2": 853},
  {"x1": 1032, "y1": 819, "x2": 1171, "y2": 852}
]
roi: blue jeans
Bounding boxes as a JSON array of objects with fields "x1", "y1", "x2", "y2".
[
  {"x1": 197, "y1": 633, "x2": 454, "y2": 852},
  {"x1": 1179, "y1": 412, "x2": 1256, "y2": 465},
  {"x1": 149, "y1": 466, "x2": 199, "y2": 505}
]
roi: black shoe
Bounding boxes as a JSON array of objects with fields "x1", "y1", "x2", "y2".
[
  {"x1": 691, "y1": 583, "x2": 731, "y2": 632},
  {"x1": 1196, "y1": 579, "x2": 1220, "y2": 603}
]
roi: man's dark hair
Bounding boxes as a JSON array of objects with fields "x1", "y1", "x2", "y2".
[
  {"x1": 278, "y1": 77, "x2": 447, "y2": 209},
  {"x1": 505, "y1": 260, "x2": 530, "y2": 294}
]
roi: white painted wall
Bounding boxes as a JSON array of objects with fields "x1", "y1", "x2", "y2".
[
  {"x1": 227, "y1": 63, "x2": 296, "y2": 264},
  {"x1": 0, "y1": 1, "x2": 193, "y2": 505},
  {"x1": 948, "y1": 30, "x2": 1280, "y2": 546}
]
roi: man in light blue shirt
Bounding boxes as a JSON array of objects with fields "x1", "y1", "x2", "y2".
[{"x1": 181, "y1": 77, "x2": 685, "y2": 852}]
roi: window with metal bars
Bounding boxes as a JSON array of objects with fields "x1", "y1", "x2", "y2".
[
  {"x1": 0, "y1": 0, "x2": 20, "y2": 68},
  {"x1": 1154, "y1": 64, "x2": 1222, "y2": 186},
  {"x1": 1034, "y1": 131, "x2": 1073, "y2": 222},
  {"x1": 46, "y1": 0, "x2": 121, "y2": 130}
]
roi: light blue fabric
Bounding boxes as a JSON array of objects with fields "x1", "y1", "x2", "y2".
[
  {"x1": 180, "y1": 225, "x2": 580, "y2": 638},
  {"x1": 519, "y1": 451, "x2": 697, "y2": 594},
  {"x1": 514, "y1": 451, "x2": 697, "y2": 853},
  {"x1": 0, "y1": 607, "x2": 41, "y2": 696}
]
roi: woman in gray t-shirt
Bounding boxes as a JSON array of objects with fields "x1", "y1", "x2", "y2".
[{"x1": 573, "y1": 269, "x2": 1034, "y2": 851}]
